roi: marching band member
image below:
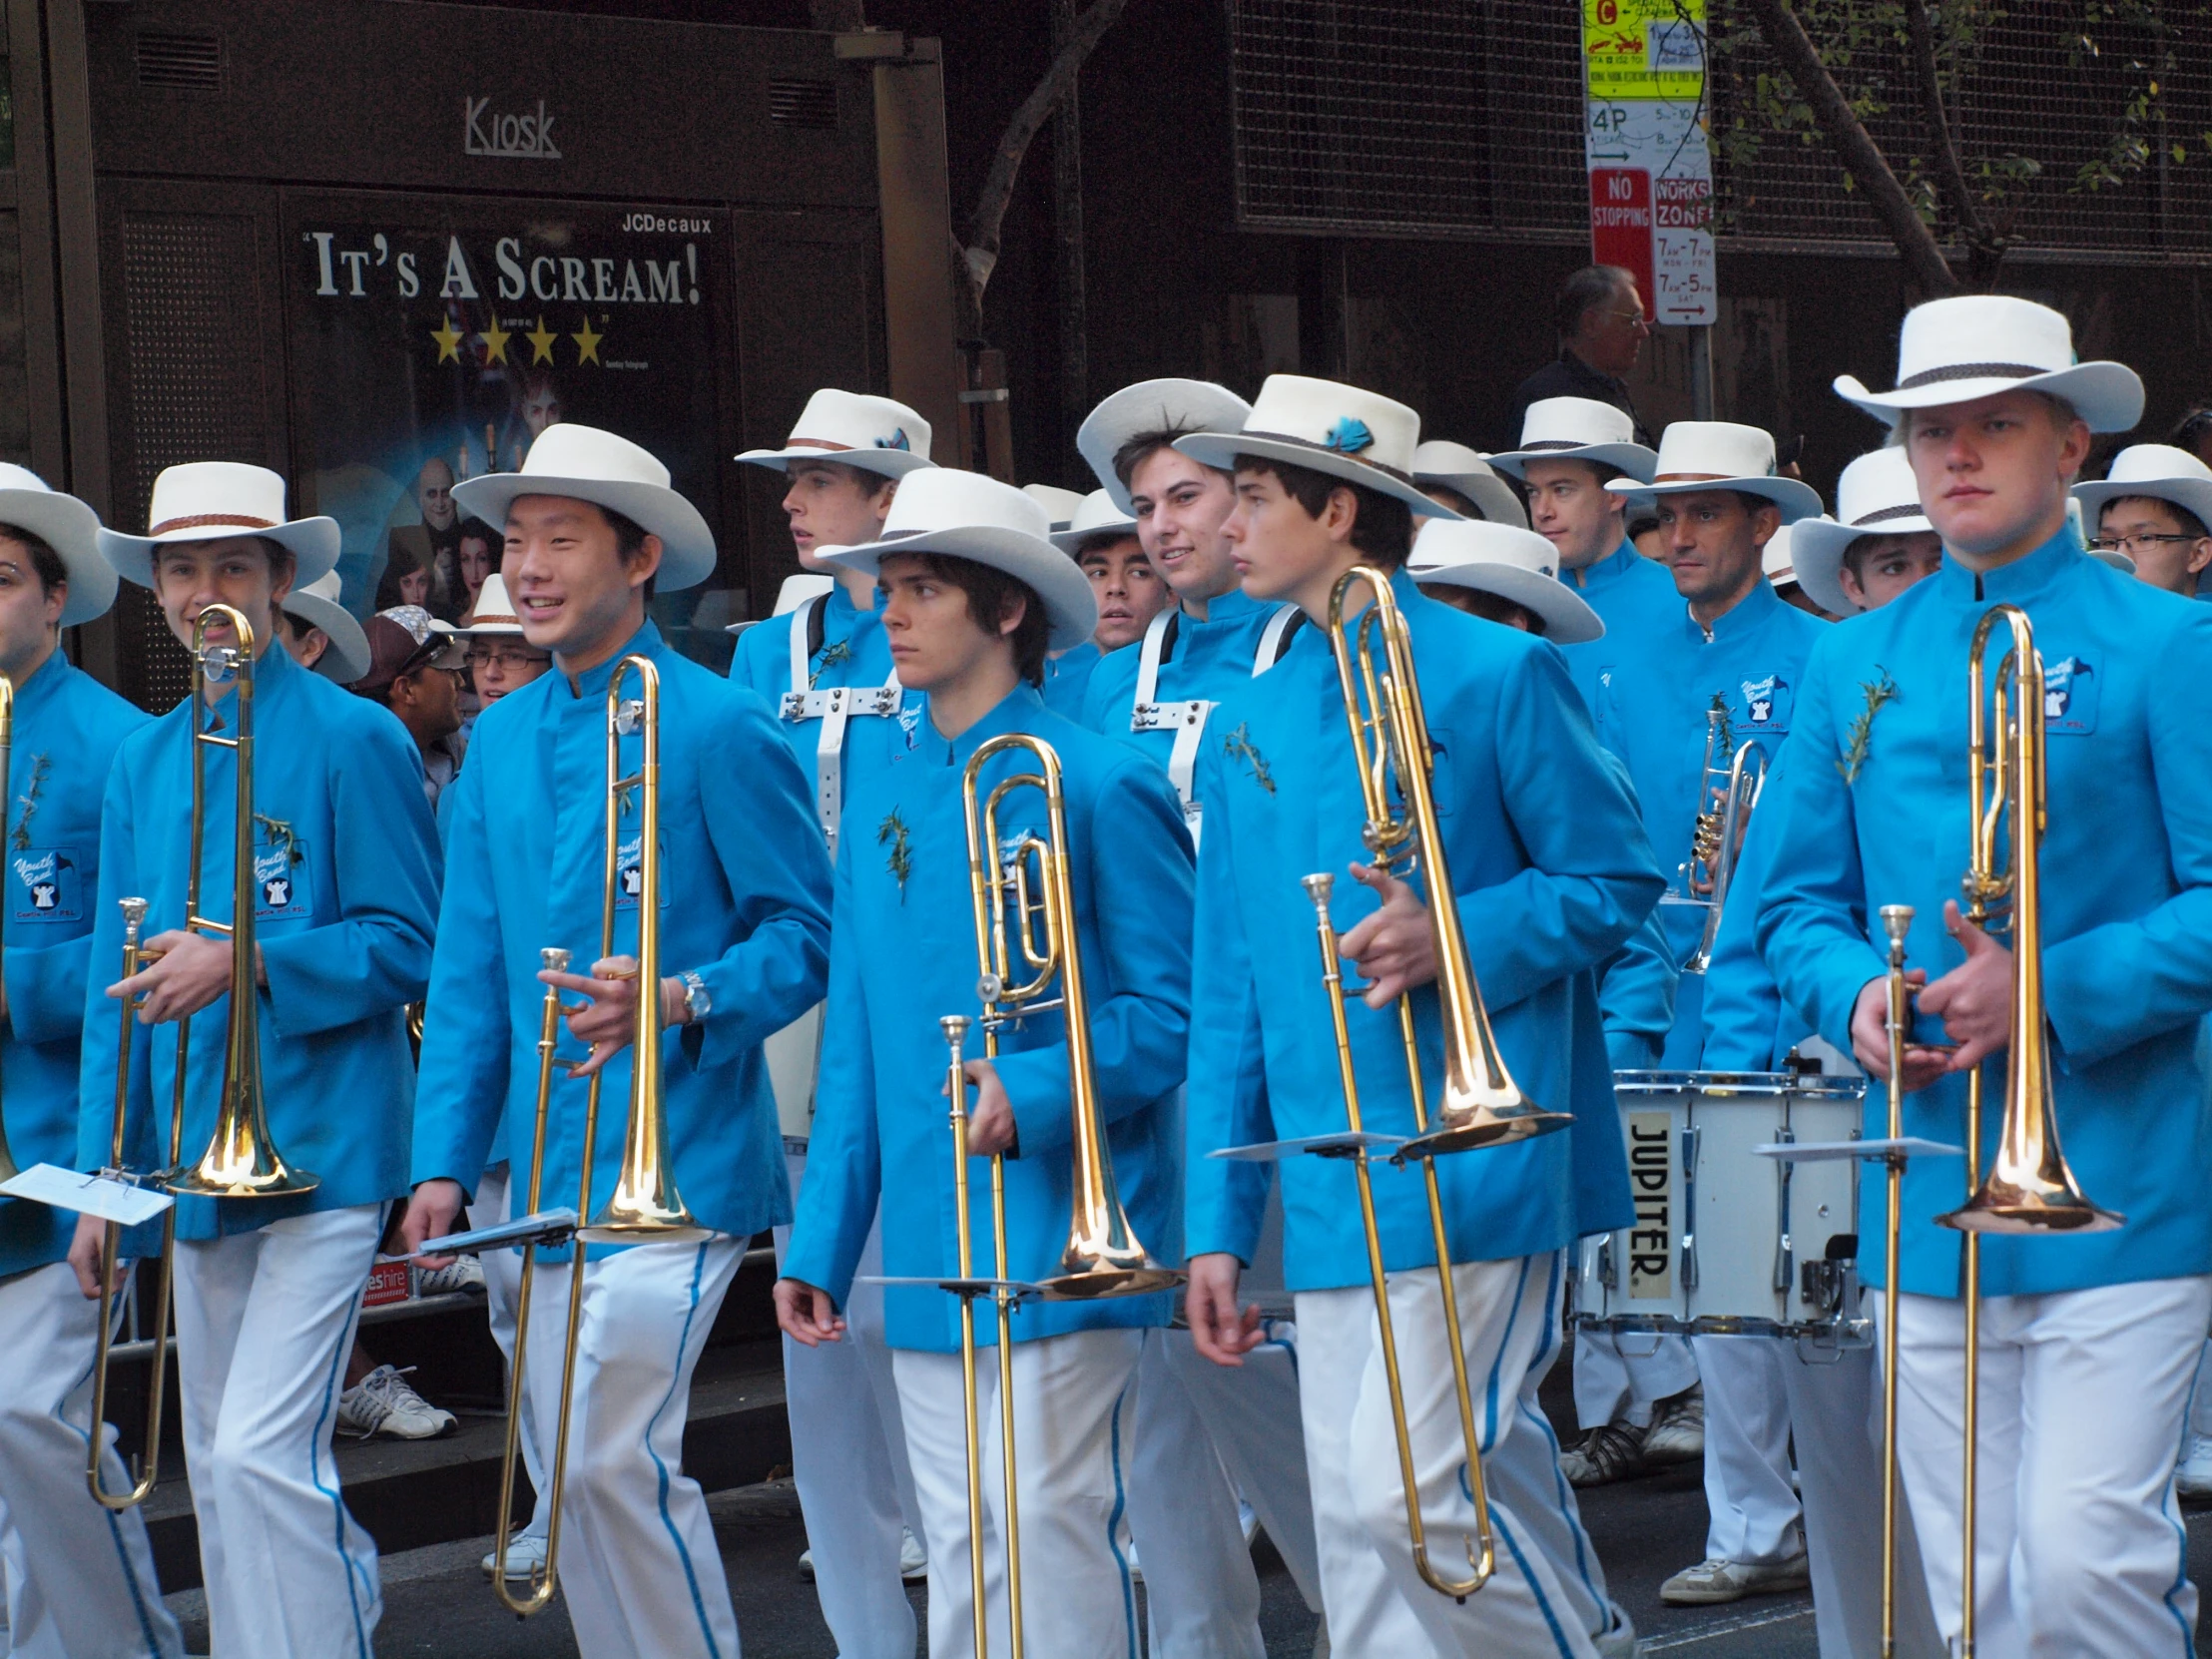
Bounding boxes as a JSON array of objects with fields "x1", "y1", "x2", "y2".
[
  {"x1": 276, "y1": 570, "x2": 371, "y2": 685},
  {"x1": 0, "y1": 470, "x2": 179, "y2": 1659},
  {"x1": 733, "y1": 386, "x2": 933, "y2": 1644},
  {"x1": 1654, "y1": 447, "x2": 1947, "y2": 1653},
  {"x1": 1060, "y1": 489, "x2": 1171, "y2": 655},
  {"x1": 1177, "y1": 374, "x2": 1663, "y2": 1656},
  {"x1": 776, "y1": 468, "x2": 1193, "y2": 1659},
  {"x1": 401, "y1": 424, "x2": 831, "y2": 1659},
  {"x1": 2074, "y1": 442, "x2": 2212, "y2": 599},
  {"x1": 65, "y1": 462, "x2": 440, "y2": 1659},
  {"x1": 1760, "y1": 294, "x2": 2212, "y2": 1653},
  {"x1": 1410, "y1": 441, "x2": 1529, "y2": 528},
  {"x1": 1075, "y1": 377, "x2": 1326, "y2": 1654}
]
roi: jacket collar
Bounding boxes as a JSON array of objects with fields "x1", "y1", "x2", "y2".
[
  {"x1": 1677, "y1": 571, "x2": 1785, "y2": 646},
  {"x1": 1566, "y1": 539, "x2": 1645, "y2": 593},
  {"x1": 560, "y1": 621, "x2": 666, "y2": 702},
  {"x1": 914, "y1": 682, "x2": 1048, "y2": 770},
  {"x1": 7, "y1": 646, "x2": 71, "y2": 721},
  {"x1": 1934, "y1": 520, "x2": 2085, "y2": 608}
]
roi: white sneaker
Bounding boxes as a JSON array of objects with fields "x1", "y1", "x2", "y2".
[
  {"x1": 415, "y1": 1257, "x2": 485, "y2": 1296},
  {"x1": 1661, "y1": 1551, "x2": 1811, "y2": 1605},
  {"x1": 1642, "y1": 1382, "x2": 1706, "y2": 1464},
  {"x1": 1239, "y1": 1497, "x2": 1260, "y2": 1545},
  {"x1": 797, "y1": 1545, "x2": 816, "y2": 1581},
  {"x1": 335, "y1": 1365, "x2": 457, "y2": 1440},
  {"x1": 1124, "y1": 1535, "x2": 1142, "y2": 1583},
  {"x1": 479, "y1": 1531, "x2": 549, "y2": 1580},
  {"x1": 899, "y1": 1527, "x2": 927, "y2": 1581},
  {"x1": 2179, "y1": 1434, "x2": 2212, "y2": 1497}
]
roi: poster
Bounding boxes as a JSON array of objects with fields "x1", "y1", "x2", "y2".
[
  {"x1": 1583, "y1": 0, "x2": 1717, "y2": 326},
  {"x1": 287, "y1": 207, "x2": 727, "y2": 652}
]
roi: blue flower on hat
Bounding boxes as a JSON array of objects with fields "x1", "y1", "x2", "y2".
[
  {"x1": 1323, "y1": 418, "x2": 1375, "y2": 456},
  {"x1": 876, "y1": 429, "x2": 911, "y2": 451}
]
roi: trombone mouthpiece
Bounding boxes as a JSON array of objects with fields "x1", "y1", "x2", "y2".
[
  {"x1": 1301, "y1": 872, "x2": 1336, "y2": 909},
  {"x1": 541, "y1": 947, "x2": 573, "y2": 974},
  {"x1": 119, "y1": 896, "x2": 148, "y2": 935},
  {"x1": 940, "y1": 1014, "x2": 970, "y2": 1048},
  {"x1": 1879, "y1": 904, "x2": 1915, "y2": 945}
]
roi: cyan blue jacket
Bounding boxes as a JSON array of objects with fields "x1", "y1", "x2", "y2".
[
  {"x1": 1041, "y1": 641, "x2": 1102, "y2": 719},
  {"x1": 77, "y1": 639, "x2": 440, "y2": 1240},
  {"x1": 1184, "y1": 572, "x2": 1662, "y2": 1289},
  {"x1": 0, "y1": 655, "x2": 147, "y2": 1276},
  {"x1": 1556, "y1": 540, "x2": 1683, "y2": 713},
  {"x1": 783, "y1": 685, "x2": 1193, "y2": 1352},
  {"x1": 1594, "y1": 576, "x2": 1826, "y2": 976},
  {"x1": 1756, "y1": 527, "x2": 2212, "y2": 1297},
  {"x1": 413, "y1": 623, "x2": 831, "y2": 1241},
  {"x1": 1078, "y1": 590, "x2": 1296, "y2": 758},
  {"x1": 1699, "y1": 748, "x2": 1816, "y2": 1072}
]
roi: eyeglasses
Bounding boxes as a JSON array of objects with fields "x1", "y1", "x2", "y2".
[
  {"x1": 2089, "y1": 532, "x2": 2200, "y2": 556},
  {"x1": 1600, "y1": 309, "x2": 1652, "y2": 330},
  {"x1": 466, "y1": 646, "x2": 550, "y2": 670}
]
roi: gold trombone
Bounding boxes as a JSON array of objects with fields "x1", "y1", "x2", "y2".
[
  {"x1": 1306, "y1": 567, "x2": 1570, "y2": 1601},
  {"x1": 162, "y1": 605, "x2": 317, "y2": 1201},
  {"x1": 492, "y1": 653, "x2": 704, "y2": 1617},
  {"x1": 86, "y1": 897, "x2": 182, "y2": 1507},
  {"x1": 942, "y1": 732, "x2": 1180, "y2": 1659},
  {"x1": 1928, "y1": 602, "x2": 2118, "y2": 1654}
]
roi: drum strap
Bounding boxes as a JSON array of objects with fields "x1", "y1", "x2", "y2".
[
  {"x1": 780, "y1": 595, "x2": 901, "y2": 853},
  {"x1": 1130, "y1": 603, "x2": 1301, "y2": 850}
]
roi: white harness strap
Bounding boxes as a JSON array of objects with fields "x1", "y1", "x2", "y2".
[
  {"x1": 1129, "y1": 604, "x2": 1300, "y2": 848},
  {"x1": 779, "y1": 595, "x2": 901, "y2": 853}
]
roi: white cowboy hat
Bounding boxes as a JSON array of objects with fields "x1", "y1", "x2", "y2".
[
  {"x1": 1077, "y1": 379, "x2": 1255, "y2": 513},
  {"x1": 735, "y1": 389, "x2": 934, "y2": 480},
  {"x1": 1022, "y1": 484, "x2": 1089, "y2": 531},
  {"x1": 1763, "y1": 523, "x2": 1802, "y2": 594},
  {"x1": 100, "y1": 462, "x2": 339, "y2": 590},
  {"x1": 1049, "y1": 489, "x2": 1140, "y2": 554},
  {"x1": 2071, "y1": 443, "x2": 2212, "y2": 538},
  {"x1": 1175, "y1": 374, "x2": 1454, "y2": 520},
  {"x1": 1834, "y1": 296, "x2": 2143, "y2": 434},
  {"x1": 1790, "y1": 448, "x2": 1935, "y2": 617},
  {"x1": 818, "y1": 468, "x2": 1097, "y2": 651},
  {"x1": 1606, "y1": 422, "x2": 1824, "y2": 523},
  {"x1": 1410, "y1": 442, "x2": 1528, "y2": 528},
  {"x1": 1407, "y1": 519, "x2": 1602, "y2": 644},
  {"x1": 457, "y1": 571, "x2": 525, "y2": 636},
  {"x1": 1486, "y1": 397, "x2": 1659, "y2": 483},
  {"x1": 0, "y1": 464, "x2": 118, "y2": 626},
  {"x1": 279, "y1": 570, "x2": 371, "y2": 683},
  {"x1": 453, "y1": 424, "x2": 717, "y2": 591}
]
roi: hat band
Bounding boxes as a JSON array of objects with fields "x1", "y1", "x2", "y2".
[
  {"x1": 1520, "y1": 438, "x2": 1602, "y2": 453},
  {"x1": 1893, "y1": 361, "x2": 2051, "y2": 391},
  {"x1": 1851, "y1": 502, "x2": 1927, "y2": 528},
  {"x1": 473, "y1": 611, "x2": 523, "y2": 627},
  {"x1": 787, "y1": 438, "x2": 856, "y2": 454},
  {"x1": 149, "y1": 512, "x2": 279, "y2": 537},
  {"x1": 1652, "y1": 471, "x2": 1737, "y2": 483},
  {"x1": 1238, "y1": 429, "x2": 1414, "y2": 485}
]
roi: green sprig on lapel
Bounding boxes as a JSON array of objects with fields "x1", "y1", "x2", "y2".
[
  {"x1": 1838, "y1": 668, "x2": 1901, "y2": 786},
  {"x1": 254, "y1": 812, "x2": 306, "y2": 865},
  {"x1": 877, "y1": 809, "x2": 913, "y2": 899},
  {"x1": 810, "y1": 639, "x2": 853, "y2": 689},
  {"x1": 9, "y1": 753, "x2": 50, "y2": 850},
  {"x1": 1222, "y1": 723, "x2": 1276, "y2": 796}
]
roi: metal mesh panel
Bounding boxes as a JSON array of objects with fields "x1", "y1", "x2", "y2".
[
  {"x1": 1712, "y1": 0, "x2": 2212, "y2": 257},
  {"x1": 1227, "y1": 0, "x2": 1587, "y2": 239},
  {"x1": 1228, "y1": 0, "x2": 2212, "y2": 260},
  {"x1": 115, "y1": 213, "x2": 269, "y2": 710}
]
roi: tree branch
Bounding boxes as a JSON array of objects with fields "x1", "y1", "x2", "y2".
[
  {"x1": 1902, "y1": 0, "x2": 1998, "y2": 279},
  {"x1": 1738, "y1": 0, "x2": 1959, "y2": 295},
  {"x1": 960, "y1": 0, "x2": 1133, "y2": 314}
]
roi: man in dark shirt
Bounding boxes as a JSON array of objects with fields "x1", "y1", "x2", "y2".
[{"x1": 1507, "y1": 265, "x2": 1656, "y2": 448}]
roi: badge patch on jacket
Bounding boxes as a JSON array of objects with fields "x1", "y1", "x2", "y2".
[
  {"x1": 1735, "y1": 673, "x2": 1793, "y2": 733},
  {"x1": 8, "y1": 845, "x2": 80, "y2": 923},
  {"x1": 2041, "y1": 655, "x2": 2097, "y2": 733},
  {"x1": 253, "y1": 838, "x2": 308, "y2": 918},
  {"x1": 613, "y1": 831, "x2": 668, "y2": 908}
]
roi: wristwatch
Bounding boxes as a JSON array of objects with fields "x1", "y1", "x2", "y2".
[{"x1": 679, "y1": 970, "x2": 711, "y2": 1023}]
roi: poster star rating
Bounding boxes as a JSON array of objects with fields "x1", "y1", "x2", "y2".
[
  {"x1": 571, "y1": 315, "x2": 604, "y2": 366},
  {"x1": 527, "y1": 316, "x2": 558, "y2": 364},
  {"x1": 481, "y1": 317, "x2": 514, "y2": 365},
  {"x1": 430, "y1": 317, "x2": 464, "y2": 363}
]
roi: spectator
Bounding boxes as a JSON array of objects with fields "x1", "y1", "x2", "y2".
[
  {"x1": 1507, "y1": 265, "x2": 1656, "y2": 449},
  {"x1": 354, "y1": 606, "x2": 468, "y2": 808}
]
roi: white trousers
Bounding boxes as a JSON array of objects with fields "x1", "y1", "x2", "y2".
[
  {"x1": 1163, "y1": 1318, "x2": 1327, "y2": 1613},
  {"x1": 1875, "y1": 1277, "x2": 2212, "y2": 1659},
  {"x1": 0, "y1": 1262, "x2": 181, "y2": 1659},
  {"x1": 2189, "y1": 1338, "x2": 2212, "y2": 1439},
  {"x1": 174, "y1": 1203, "x2": 385, "y2": 1659},
  {"x1": 775, "y1": 1150, "x2": 921, "y2": 1659},
  {"x1": 1570, "y1": 1327, "x2": 1698, "y2": 1429},
  {"x1": 894, "y1": 1328, "x2": 1145, "y2": 1659},
  {"x1": 1690, "y1": 1334, "x2": 1802, "y2": 1563},
  {"x1": 1298, "y1": 1254, "x2": 1600, "y2": 1659},
  {"x1": 520, "y1": 1234, "x2": 744, "y2": 1659},
  {"x1": 1125, "y1": 1326, "x2": 1266, "y2": 1659},
  {"x1": 1781, "y1": 1339, "x2": 1942, "y2": 1659},
  {"x1": 473, "y1": 1165, "x2": 550, "y2": 1542},
  {"x1": 1489, "y1": 1268, "x2": 1628, "y2": 1650}
]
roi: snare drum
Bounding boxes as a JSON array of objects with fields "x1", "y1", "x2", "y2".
[{"x1": 1574, "y1": 1070, "x2": 1865, "y2": 1341}]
